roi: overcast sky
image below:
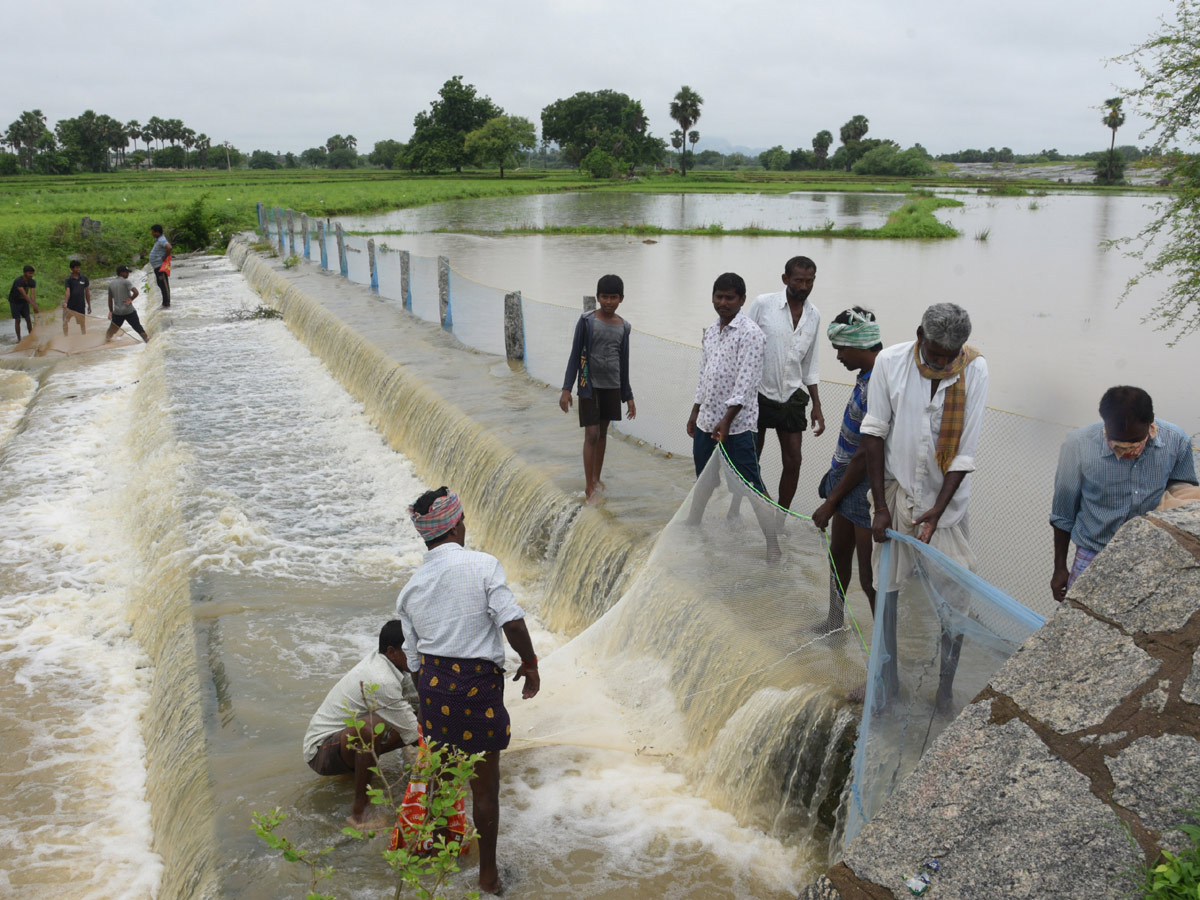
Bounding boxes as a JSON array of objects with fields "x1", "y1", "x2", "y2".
[{"x1": 7, "y1": 0, "x2": 1178, "y2": 158}]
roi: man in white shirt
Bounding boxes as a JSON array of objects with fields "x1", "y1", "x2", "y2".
[
  {"x1": 860, "y1": 303, "x2": 989, "y2": 712},
  {"x1": 396, "y1": 487, "x2": 539, "y2": 896},
  {"x1": 745, "y1": 256, "x2": 826, "y2": 513},
  {"x1": 302, "y1": 620, "x2": 420, "y2": 826}
]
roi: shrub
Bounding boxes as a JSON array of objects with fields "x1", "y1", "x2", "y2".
[{"x1": 580, "y1": 148, "x2": 619, "y2": 179}]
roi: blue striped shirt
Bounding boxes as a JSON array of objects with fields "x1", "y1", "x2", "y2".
[
  {"x1": 1050, "y1": 419, "x2": 1197, "y2": 552},
  {"x1": 829, "y1": 371, "x2": 872, "y2": 474}
]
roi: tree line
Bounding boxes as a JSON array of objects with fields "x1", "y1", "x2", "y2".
[{"x1": 0, "y1": 109, "x2": 239, "y2": 175}]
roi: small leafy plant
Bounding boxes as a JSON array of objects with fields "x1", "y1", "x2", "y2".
[
  {"x1": 283, "y1": 254, "x2": 301, "y2": 269},
  {"x1": 1123, "y1": 808, "x2": 1200, "y2": 899}
]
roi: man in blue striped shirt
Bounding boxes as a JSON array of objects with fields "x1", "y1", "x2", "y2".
[
  {"x1": 1050, "y1": 385, "x2": 1197, "y2": 601},
  {"x1": 812, "y1": 307, "x2": 882, "y2": 634}
]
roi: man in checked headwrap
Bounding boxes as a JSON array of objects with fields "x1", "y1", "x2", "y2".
[
  {"x1": 395, "y1": 487, "x2": 540, "y2": 896},
  {"x1": 811, "y1": 307, "x2": 883, "y2": 636},
  {"x1": 859, "y1": 303, "x2": 989, "y2": 713}
]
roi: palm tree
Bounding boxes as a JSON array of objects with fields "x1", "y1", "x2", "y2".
[
  {"x1": 670, "y1": 130, "x2": 684, "y2": 169},
  {"x1": 126, "y1": 120, "x2": 142, "y2": 163},
  {"x1": 1102, "y1": 97, "x2": 1125, "y2": 183},
  {"x1": 812, "y1": 130, "x2": 833, "y2": 168},
  {"x1": 196, "y1": 133, "x2": 210, "y2": 168},
  {"x1": 669, "y1": 86, "x2": 703, "y2": 176},
  {"x1": 181, "y1": 127, "x2": 196, "y2": 166},
  {"x1": 6, "y1": 109, "x2": 47, "y2": 169}
]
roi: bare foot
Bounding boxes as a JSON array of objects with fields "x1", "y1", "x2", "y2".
[
  {"x1": 478, "y1": 870, "x2": 503, "y2": 895},
  {"x1": 809, "y1": 618, "x2": 844, "y2": 636},
  {"x1": 595, "y1": 479, "x2": 606, "y2": 492},
  {"x1": 346, "y1": 810, "x2": 389, "y2": 830},
  {"x1": 765, "y1": 539, "x2": 782, "y2": 566},
  {"x1": 585, "y1": 492, "x2": 603, "y2": 506}
]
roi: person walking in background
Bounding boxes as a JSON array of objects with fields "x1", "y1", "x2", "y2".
[
  {"x1": 105, "y1": 265, "x2": 150, "y2": 344},
  {"x1": 745, "y1": 255, "x2": 826, "y2": 512},
  {"x1": 861, "y1": 302, "x2": 988, "y2": 713},
  {"x1": 62, "y1": 259, "x2": 91, "y2": 336},
  {"x1": 149, "y1": 224, "x2": 172, "y2": 308},
  {"x1": 396, "y1": 487, "x2": 540, "y2": 896},
  {"x1": 302, "y1": 620, "x2": 420, "y2": 827},
  {"x1": 811, "y1": 307, "x2": 882, "y2": 635},
  {"x1": 1050, "y1": 385, "x2": 1197, "y2": 600},
  {"x1": 560, "y1": 274, "x2": 636, "y2": 504},
  {"x1": 9, "y1": 265, "x2": 37, "y2": 341}
]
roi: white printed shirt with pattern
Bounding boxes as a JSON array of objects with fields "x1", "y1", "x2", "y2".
[{"x1": 694, "y1": 311, "x2": 767, "y2": 435}]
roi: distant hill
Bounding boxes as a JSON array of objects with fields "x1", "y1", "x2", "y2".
[{"x1": 689, "y1": 136, "x2": 768, "y2": 157}]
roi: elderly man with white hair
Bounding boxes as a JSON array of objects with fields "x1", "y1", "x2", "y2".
[{"x1": 859, "y1": 302, "x2": 989, "y2": 713}]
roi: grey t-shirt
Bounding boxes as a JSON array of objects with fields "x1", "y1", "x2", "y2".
[
  {"x1": 589, "y1": 318, "x2": 624, "y2": 390},
  {"x1": 108, "y1": 276, "x2": 136, "y2": 315}
]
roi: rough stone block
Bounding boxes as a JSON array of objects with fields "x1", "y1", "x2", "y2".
[
  {"x1": 1182, "y1": 647, "x2": 1200, "y2": 707},
  {"x1": 1153, "y1": 504, "x2": 1200, "y2": 543},
  {"x1": 842, "y1": 701, "x2": 1136, "y2": 900},
  {"x1": 1109, "y1": 733, "x2": 1200, "y2": 853},
  {"x1": 990, "y1": 607, "x2": 1159, "y2": 733},
  {"x1": 1070, "y1": 516, "x2": 1200, "y2": 634}
]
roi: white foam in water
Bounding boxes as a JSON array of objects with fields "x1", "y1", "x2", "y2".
[
  {"x1": 0, "y1": 353, "x2": 164, "y2": 898},
  {"x1": 159, "y1": 273, "x2": 430, "y2": 581}
]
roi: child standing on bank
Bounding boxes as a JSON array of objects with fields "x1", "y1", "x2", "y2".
[{"x1": 559, "y1": 274, "x2": 636, "y2": 504}]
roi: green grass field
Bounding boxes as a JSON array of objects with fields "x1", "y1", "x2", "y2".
[{"x1": 0, "y1": 167, "x2": 1154, "y2": 288}]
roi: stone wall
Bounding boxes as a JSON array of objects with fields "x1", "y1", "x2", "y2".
[{"x1": 805, "y1": 503, "x2": 1200, "y2": 900}]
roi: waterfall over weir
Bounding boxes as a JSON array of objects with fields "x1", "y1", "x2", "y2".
[{"x1": 228, "y1": 237, "x2": 867, "y2": 875}]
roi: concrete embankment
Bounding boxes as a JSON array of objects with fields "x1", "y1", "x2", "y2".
[
  {"x1": 803, "y1": 502, "x2": 1200, "y2": 900},
  {"x1": 227, "y1": 234, "x2": 696, "y2": 632}
]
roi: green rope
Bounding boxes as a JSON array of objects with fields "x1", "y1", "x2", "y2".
[{"x1": 716, "y1": 441, "x2": 870, "y2": 655}]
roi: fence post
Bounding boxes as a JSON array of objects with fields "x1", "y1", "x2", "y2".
[
  {"x1": 438, "y1": 255, "x2": 451, "y2": 328},
  {"x1": 287, "y1": 209, "x2": 296, "y2": 256},
  {"x1": 274, "y1": 206, "x2": 285, "y2": 256},
  {"x1": 400, "y1": 251, "x2": 411, "y2": 310},
  {"x1": 368, "y1": 239, "x2": 379, "y2": 294},
  {"x1": 318, "y1": 222, "x2": 328, "y2": 269},
  {"x1": 335, "y1": 224, "x2": 348, "y2": 278},
  {"x1": 583, "y1": 295, "x2": 597, "y2": 312},
  {"x1": 504, "y1": 291, "x2": 525, "y2": 361},
  {"x1": 256, "y1": 202, "x2": 266, "y2": 236},
  {"x1": 301, "y1": 214, "x2": 310, "y2": 260}
]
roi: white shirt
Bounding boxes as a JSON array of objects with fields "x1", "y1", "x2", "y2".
[
  {"x1": 302, "y1": 651, "x2": 420, "y2": 762},
  {"x1": 859, "y1": 341, "x2": 989, "y2": 529},
  {"x1": 395, "y1": 543, "x2": 526, "y2": 672},
  {"x1": 694, "y1": 311, "x2": 767, "y2": 435},
  {"x1": 746, "y1": 290, "x2": 821, "y2": 402}
]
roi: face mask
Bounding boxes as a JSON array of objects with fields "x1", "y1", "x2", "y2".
[{"x1": 1105, "y1": 423, "x2": 1157, "y2": 460}]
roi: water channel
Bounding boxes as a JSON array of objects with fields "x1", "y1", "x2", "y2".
[{"x1": 1, "y1": 187, "x2": 1194, "y2": 900}]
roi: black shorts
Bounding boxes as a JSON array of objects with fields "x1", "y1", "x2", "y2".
[
  {"x1": 112, "y1": 311, "x2": 143, "y2": 331},
  {"x1": 758, "y1": 389, "x2": 809, "y2": 433},
  {"x1": 578, "y1": 388, "x2": 623, "y2": 427},
  {"x1": 307, "y1": 734, "x2": 352, "y2": 776},
  {"x1": 9, "y1": 299, "x2": 30, "y2": 319}
]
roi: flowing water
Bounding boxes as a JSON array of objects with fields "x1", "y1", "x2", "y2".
[
  {"x1": 348, "y1": 190, "x2": 1198, "y2": 438},
  {"x1": 6, "y1": 187, "x2": 1192, "y2": 900},
  {"x1": 1, "y1": 252, "x2": 847, "y2": 900}
]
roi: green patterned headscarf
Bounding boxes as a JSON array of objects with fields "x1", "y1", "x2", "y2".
[{"x1": 827, "y1": 309, "x2": 880, "y2": 348}]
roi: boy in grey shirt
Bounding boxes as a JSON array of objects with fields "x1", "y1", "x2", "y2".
[
  {"x1": 559, "y1": 274, "x2": 636, "y2": 503},
  {"x1": 105, "y1": 265, "x2": 150, "y2": 344}
]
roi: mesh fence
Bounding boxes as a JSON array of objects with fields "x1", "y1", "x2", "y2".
[
  {"x1": 447, "y1": 268, "x2": 508, "y2": 358},
  {"x1": 343, "y1": 233, "x2": 371, "y2": 286},
  {"x1": 843, "y1": 532, "x2": 1045, "y2": 850},
  {"x1": 254, "y1": 209, "x2": 1199, "y2": 616},
  {"x1": 409, "y1": 255, "x2": 441, "y2": 325}
]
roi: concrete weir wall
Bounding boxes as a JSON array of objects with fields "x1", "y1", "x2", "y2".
[{"x1": 805, "y1": 503, "x2": 1200, "y2": 900}]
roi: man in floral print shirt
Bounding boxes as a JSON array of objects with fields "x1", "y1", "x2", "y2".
[{"x1": 686, "y1": 272, "x2": 780, "y2": 559}]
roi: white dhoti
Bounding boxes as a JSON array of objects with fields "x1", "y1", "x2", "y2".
[{"x1": 871, "y1": 480, "x2": 977, "y2": 594}]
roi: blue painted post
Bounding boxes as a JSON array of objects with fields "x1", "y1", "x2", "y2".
[
  {"x1": 274, "y1": 206, "x2": 285, "y2": 256},
  {"x1": 368, "y1": 239, "x2": 379, "y2": 293},
  {"x1": 287, "y1": 209, "x2": 296, "y2": 256},
  {"x1": 301, "y1": 214, "x2": 310, "y2": 260},
  {"x1": 256, "y1": 202, "x2": 266, "y2": 235},
  {"x1": 335, "y1": 224, "x2": 348, "y2": 278},
  {"x1": 318, "y1": 222, "x2": 328, "y2": 269}
]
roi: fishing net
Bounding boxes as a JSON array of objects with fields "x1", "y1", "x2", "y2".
[{"x1": 842, "y1": 531, "x2": 1045, "y2": 850}]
